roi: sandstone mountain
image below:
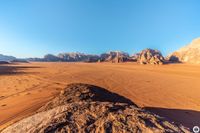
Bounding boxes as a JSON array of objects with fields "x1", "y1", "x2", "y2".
[
  {"x1": 29, "y1": 51, "x2": 135, "y2": 63},
  {"x1": 2, "y1": 83, "x2": 189, "y2": 133},
  {"x1": 36, "y1": 53, "x2": 100, "y2": 62},
  {"x1": 137, "y1": 49, "x2": 165, "y2": 65},
  {"x1": 168, "y1": 38, "x2": 200, "y2": 64},
  {"x1": 99, "y1": 51, "x2": 133, "y2": 63},
  {"x1": 44, "y1": 54, "x2": 61, "y2": 62},
  {"x1": 131, "y1": 53, "x2": 140, "y2": 62},
  {"x1": 58, "y1": 53, "x2": 99, "y2": 62}
]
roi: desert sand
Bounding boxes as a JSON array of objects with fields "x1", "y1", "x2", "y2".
[{"x1": 0, "y1": 62, "x2": 200, "y2": 130}]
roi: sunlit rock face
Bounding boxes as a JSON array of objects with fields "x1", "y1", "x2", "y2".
[
  {"x1": 137, "y1": 49, "x2": 165, "y2": 65},
  {"x1": 169, "y1": 38, "x2": 200, "y2": 64},
  {"x1": 99, "y1": 51, "x2": 133, "y2": 63}
]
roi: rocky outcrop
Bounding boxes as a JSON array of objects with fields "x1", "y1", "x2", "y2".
[
  {"x1": 58, "y1": 52, "x2": 89, "y2": 62},
  {"x1": 168, "y1": 38, "x2": 200, "y2": 64},
  {"x1": 40, "y1": 51, "x2": 134, "y2": 63},
  {"x1": 32, "y1": 53, "x2": 100, "y2": 62},
  {"x1": 131, "y1": 53, "x2": 140, "y2": 62},
  {"x1": 2, "y1": 83, "x2": 189, "y2": 133},
  {"x1": 57, "y1": 53, "x2": 100, "y2": 62},
  {"x1": 99, "y1": 51, "x2": 132, "y2": 63},
  {"x1": 137, "y1": 49, "x2": 165, "y2": 65},
  {"x1": 27, "y1": 57, "x2": 45, "y2": 62},
  {"x1": 44, "y1": 54, "x2": 61, "y2": 62}
]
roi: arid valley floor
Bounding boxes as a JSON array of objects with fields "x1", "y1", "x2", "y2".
[{"x1": 0, "y1": 62, "x2": 200, "y2": 130}]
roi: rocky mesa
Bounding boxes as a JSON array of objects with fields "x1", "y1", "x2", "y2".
[{"x1": 137, "y1": 49, "x2": 165, "y2": 65}]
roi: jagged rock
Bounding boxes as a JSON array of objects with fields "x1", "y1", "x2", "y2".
[
  {"x1": 58, "y1": 52, "x2": 88, "y2": 62},
  {"x1": 100, "y1": 51, "x2": 131, "y2": 63},
  {"x1": 131, "y1": 53, "x2": 140, "y2": 62},
  {"x1": 2, "y1": 83, "x2": 189, "y2": 133},
  {"x1": 168, "y1": 38, "x2": 200, "y2": 64},
  {"x1": 58, "y1": 53, "x2": 100, "y2": 62},
  {"x1": 28, "y1": 51, "x2": 136, "y2": 63},
  {"x1": 83, "y1": 55, "x2": 100, "y2": 62},
  {"x1": 137, "y1": 49, "x2": 165, "y2": 65},
  {"x1": 44, "y1": 54, "x2": 61, "y2": 62}
]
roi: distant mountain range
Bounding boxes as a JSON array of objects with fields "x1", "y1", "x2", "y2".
[
  {"x1": 1, "y1": 37, "x2": 200, "y2": 64},
  {"x1": 28, "y1": 51, "x2": 136, "y2": 63},
  {"x1": 0, "y1": 50, "x2": 170, "y2": 65}
]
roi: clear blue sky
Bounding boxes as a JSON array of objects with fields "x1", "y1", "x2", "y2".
[{"x1": 0, "y1": 0, "x2": 200, "y2": 58}]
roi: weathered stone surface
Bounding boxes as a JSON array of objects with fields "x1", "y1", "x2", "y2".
[
  {"x1": 168, "y1": 38, "x2": 200, "y2": 64},
  {"x1": 137, "y1": 49, "x2": 165, "y2": 65},
  {"x1": 2, "y1": 83, "x2": 189, "y2": 133},
  {"x1": 100, "y1": 51, "x2": 132, "y2": 63}
]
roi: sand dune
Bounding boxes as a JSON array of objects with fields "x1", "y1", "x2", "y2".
[{"x1": 0, "y1": 62, "x2": 200, "y2": 131}]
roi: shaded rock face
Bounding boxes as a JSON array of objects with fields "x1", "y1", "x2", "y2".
[
  {"x1": 137, "y1": 49, "x2": 165, "y2": 65},
  {"x1": 2, "y1": 83, "x2": 189, "y2": 133},
  {"x1": 44, "y1": 54, "x2": 61, "y2": 62},
  {"x1": 167, "y1": 54, "x2": 180, "y2": 63},
  {"x1": 58, "y1": 53, "x2": 89, "y2": 62},
  {"x1": 100, "y1": 51, "x2": 132, "y2": 63},
  {"x1": 168, "y1": 38, "x2": 200, "y2": 64},
  {"x1": 38, "y1": 53, "x2": 100, "y2": 62},
  {"x1": 57, "y1": 53, "x2": 100, "y2": 62},
  {"x1": 130, "y1": 53, "x2": 140, "y2": 62}
]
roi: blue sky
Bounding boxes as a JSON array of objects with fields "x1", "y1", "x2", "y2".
[{"x1": 0, "y1": 0, "x2": 200, "y2": 58}]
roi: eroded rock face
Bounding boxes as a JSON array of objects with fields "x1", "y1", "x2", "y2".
[
  {"x1": 168, "y1": 38, "x2": 200, "y2": 64},
  {"x1": 2, "y1": 83, "x2": 189, "y2": 133},
  {"x1": 131, "y1": 53, "x2": 140, "y2": 62},
  {"x1": 137, "y1": 49, "x2": 165, "y2": 65},
  {"x1": 100, "y1": 51, "x2": 132, "y2": 63},
  {"x1": 58, "y1": 53, "x2": 98, "y2": 62}
]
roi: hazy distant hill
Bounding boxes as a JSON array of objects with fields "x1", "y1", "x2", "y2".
[
  {"x1": 0, "y1": 54, "x2": 16, "y2": 61},
  {"x1": 169, "y1": 38, "x2": 200, "y2": 64}
]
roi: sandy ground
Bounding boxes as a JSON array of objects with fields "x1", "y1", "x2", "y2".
[{"x1": 0, "y1": 62, "x2": 200, "y2": 130}]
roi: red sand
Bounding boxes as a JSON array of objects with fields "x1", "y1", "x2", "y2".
[{"x1": 0, "y1": 62, "x2": 200, "y2": 129}]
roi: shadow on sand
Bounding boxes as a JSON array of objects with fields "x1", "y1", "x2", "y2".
[
  {"x1": 145, "y1": 107, "x2": 200, "y2": 129},
  {"x1": 0, "y1": 64, "x2": 41, "y2": 75}
]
